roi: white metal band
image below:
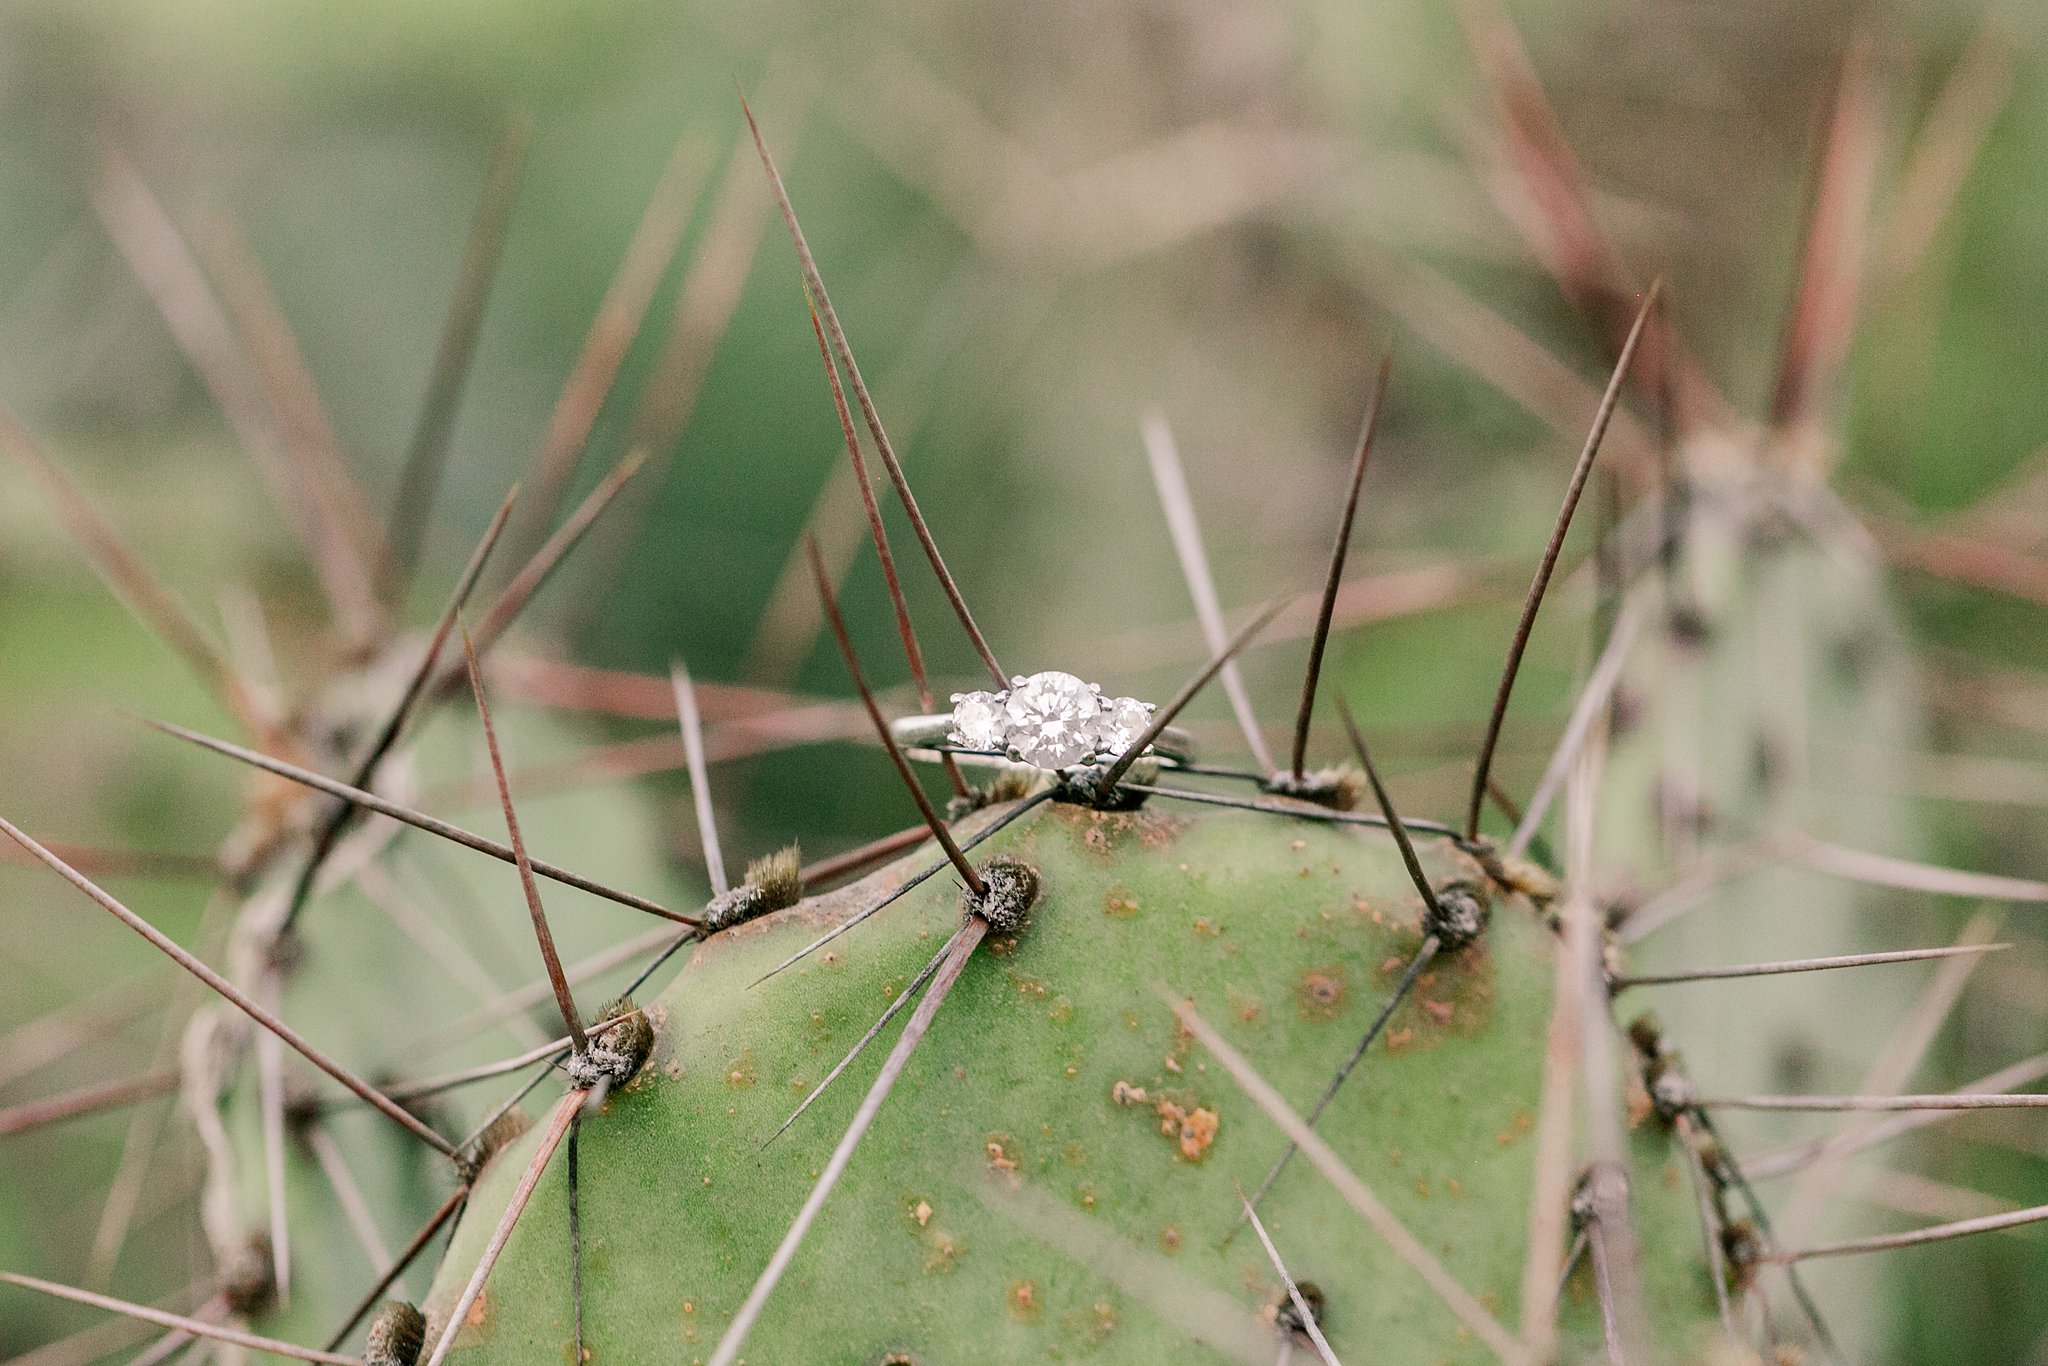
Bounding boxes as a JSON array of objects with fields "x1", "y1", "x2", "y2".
[{"x1": 887, "y1": 714, "x2": 1195, "y2": 772}]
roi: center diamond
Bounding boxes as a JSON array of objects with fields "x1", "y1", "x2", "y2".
[{"x1": 1003, "y1": 671, "x2": 1102, "y2": 768}]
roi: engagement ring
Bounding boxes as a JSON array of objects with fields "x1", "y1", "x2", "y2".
[{"x1": 889, "y1": 671, "x2": 1194, "y2": 772}]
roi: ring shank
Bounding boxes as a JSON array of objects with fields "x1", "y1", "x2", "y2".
[{"x1": 888, "y1": 714, "x2": 1196, "y2": 773}]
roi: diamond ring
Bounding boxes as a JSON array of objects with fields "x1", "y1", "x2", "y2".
[{"x1": 888, "y1": 671, "x2": 1195, "y2": 772}]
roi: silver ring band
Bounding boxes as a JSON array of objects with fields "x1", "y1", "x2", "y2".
[{"x1": 888, "y1": 714, "x2": 1196, "y2": 772}]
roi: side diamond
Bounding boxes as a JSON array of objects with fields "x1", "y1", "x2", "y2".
[
  {"x1": 1093, "y1": 695, "x2": 1154, "y2": 758},
  {"x1": 948, "y1": 691, "x2": 1007, "y2": 751}
]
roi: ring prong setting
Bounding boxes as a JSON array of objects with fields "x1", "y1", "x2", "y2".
[{"x1": 937, "y1": 671, "x2": 1165, "y2": 772}]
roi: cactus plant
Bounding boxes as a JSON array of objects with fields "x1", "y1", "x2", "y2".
[{"x1": 6, "y1": 13, "x2": 2048, "y2": 1366}]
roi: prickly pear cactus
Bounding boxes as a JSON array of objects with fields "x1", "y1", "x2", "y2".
[
  {"x1": 12, "y1": 21, "x2": 2047, "y2": 1366},
  {"x1": 428, "y1": 796, "x2": 1715, "y2": 1363},
  {"x1": 1591, "y1": 451, "x2": 1930, "y2": 1363},
  {"x1": 1434, "y1": 17, "x2": 1960, "y2": 1358},
  {"x1": 1599, "y1": 453, "x2": 1922, "y2": 1109}
]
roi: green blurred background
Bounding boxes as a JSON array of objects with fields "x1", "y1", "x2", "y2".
[{"x1": 4, "y1": 0, "x2": 2048, "y2": 1359}]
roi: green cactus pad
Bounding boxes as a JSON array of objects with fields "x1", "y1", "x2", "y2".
[{"x1": 426, "y1": 795, "x2": 1719, "y2": 1363}]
